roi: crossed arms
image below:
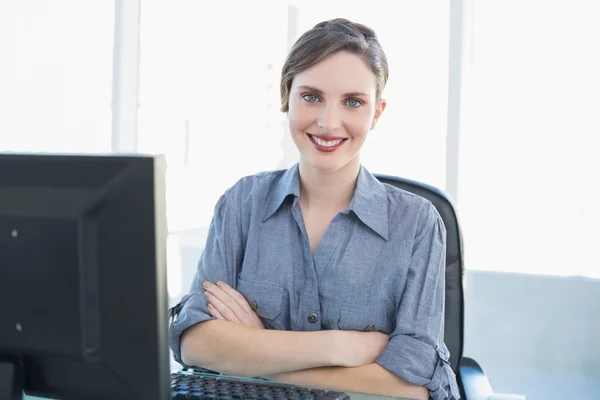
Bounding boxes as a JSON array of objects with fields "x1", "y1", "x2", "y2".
[{"x1": 180, "y1": 281, "x2": 428, "y2": 400}]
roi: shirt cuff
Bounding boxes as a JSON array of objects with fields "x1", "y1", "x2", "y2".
[
  {"x1": 169, "y1": 292, "x2": 215, "y2": 366},
  {"x1": 376, "y1": 334, "x2": 461, "y2": 400}
]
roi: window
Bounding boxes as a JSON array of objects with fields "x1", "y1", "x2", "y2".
[
  {"x1": 138, "y1": 0, "x2": 289, "y2": 233},
  {"x1": 458, "y1": 0, "x2": 600, "y2": 278},
  {"x1": 0, "y1": 1, "x2": 114, "y2": 153}
]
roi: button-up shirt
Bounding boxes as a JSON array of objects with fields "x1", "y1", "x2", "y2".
[{"x1": 169, "y1": 163, "x2": 460, "y2": 399}]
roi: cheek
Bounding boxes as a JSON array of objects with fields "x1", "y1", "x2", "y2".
[
  {"x1": 346, "y1": 112, "x2": 373, "y2": 138},
  {"x1": 288, "y1": 102, "x2": 315, "y2": 132}
]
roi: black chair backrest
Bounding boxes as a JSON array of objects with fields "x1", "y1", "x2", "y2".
[{"x1": 375, "y1": 174, "x2": 465, "y2": 373}]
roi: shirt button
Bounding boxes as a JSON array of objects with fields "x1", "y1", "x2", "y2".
[
  {"x1": 250, "y1": 301, "x2": 258, "y2": 311},
  {"x1": 365, "y1": 325, "x2": 376, "y2": 332},
  {"x1": 307, "y1": 313, "x2": 318, "y2": 323}
]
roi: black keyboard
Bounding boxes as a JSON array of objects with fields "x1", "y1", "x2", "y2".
[{"x1": 171, "y1": 372, "x2": 350, "y2": 399}]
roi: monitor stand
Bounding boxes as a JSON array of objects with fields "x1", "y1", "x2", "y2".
[{"x1": 0, "y1": 357, "x2": 24, "y2": 400}]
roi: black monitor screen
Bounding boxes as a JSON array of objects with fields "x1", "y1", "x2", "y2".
[{"x1": 0, "y1": 153, "x2": 170, "y2": 400}]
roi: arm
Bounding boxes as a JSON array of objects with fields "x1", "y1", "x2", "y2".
[
  {"x1": 181, "y1": 320, "x2": 337, "y2": 377},
  {"x1": 181, "y1": 318, "x2": 389, "y2": 377},
  {"x1": 194, "y1": 290, "x2": 426, "y2": 399},
  {"x1": 169, "y1": 188, "x2": 246, "y2": 365},
  {"x1": 268, "y1": 363, "x2": 428, "y2": 400},
  {"x1": 375, "y1": 205, "x2": 460, "y2": 400},
  {"x1": 188, "y1": 281, "x2": 390, "y2": 377}
]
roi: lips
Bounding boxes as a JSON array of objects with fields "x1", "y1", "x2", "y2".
[{"x1": 307, "y1": 133, "x2": 348, "y2": 152}]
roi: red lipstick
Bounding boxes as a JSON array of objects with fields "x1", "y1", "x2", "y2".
[{"x1": 306, "y1": 133, "x2": 348, "y2": 153}]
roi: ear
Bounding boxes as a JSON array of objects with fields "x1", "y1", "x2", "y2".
[{"x1": 370, "y1": 99, "x2": 386, "y2": 130}]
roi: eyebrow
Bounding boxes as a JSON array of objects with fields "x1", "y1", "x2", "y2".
[{"x1": 297, "y1": 85, "x2": 370, "y2": 98}]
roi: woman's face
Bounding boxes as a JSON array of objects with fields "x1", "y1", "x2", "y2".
[{"x1": 287, "y1": 51, "x2": 385, "y2": 174}]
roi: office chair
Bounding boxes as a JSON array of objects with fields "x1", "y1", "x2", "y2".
[{"x1": 374, "y1": 174, "x2": 494, "y2": 400}]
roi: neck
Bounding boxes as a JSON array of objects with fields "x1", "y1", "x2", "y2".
[{"x1": 298, "y1": 159, "x2": 360, "y2": 210}]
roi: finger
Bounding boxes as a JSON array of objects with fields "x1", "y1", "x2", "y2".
[
  {"x1": 205, "y1": 291, "x2": 238, "y2": 322},
  {"x1": 204, "y1": 291, "x2": 241, "y2": 323},
  {"x1": 203, "y1": 282, "x2": 245, "y2": 315},
  {"x1": 207, "y1": 303, "x2": 225, "y2": 320},
  {"x1": 216, "y1": 281, "x2": 253, "y2": 312}
]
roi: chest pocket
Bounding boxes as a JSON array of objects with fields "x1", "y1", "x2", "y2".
[
  {"x1": 337, "y1": 303, "x2": 394, "y2": 334},
  {"x1": 237, "y1": 279, "x2": 285, "y2": 330}
]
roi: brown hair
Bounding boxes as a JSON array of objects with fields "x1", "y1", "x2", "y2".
[{"x1": 280, "y1": 18, "x2": 389, "y2": 113}]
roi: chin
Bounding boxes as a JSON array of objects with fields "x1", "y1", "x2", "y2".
[{"x1": 302, "y1": 155, "x2": 357, "y2": 174}]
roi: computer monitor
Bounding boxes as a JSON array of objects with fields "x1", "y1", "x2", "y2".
[{"x1": 0, "y1": 153, "x2": 171, "y2": 400}]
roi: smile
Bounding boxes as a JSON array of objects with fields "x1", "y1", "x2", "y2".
[{"x1": 307, "y1": 134, "x2": 348, "y2": 152}]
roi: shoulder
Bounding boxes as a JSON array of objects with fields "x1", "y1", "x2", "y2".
[
  {"x1": 381, "y1": 182, "x2": 445, "y2": 239},
  {"x1": 223, "y1": 169, "x2": 287, "y2": 200},
  {"x1": 215, "y1": 169, "x2": 289, "y2": 214}
]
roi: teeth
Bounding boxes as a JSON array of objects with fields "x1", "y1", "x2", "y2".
[{"x1": 313, "y1": 136, "x2": 344, "y2": 147}]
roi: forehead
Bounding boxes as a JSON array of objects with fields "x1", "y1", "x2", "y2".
[{"x1": 292, "y1": 51, "x2": 377, "y2": 95}]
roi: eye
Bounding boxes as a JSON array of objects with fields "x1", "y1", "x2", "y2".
[
  {"x1": 302, "y1": 93, "x2": 320, "y2": 103},
  {"x1": 346, "y1": 98, "x2": 363, "y2": 108}
]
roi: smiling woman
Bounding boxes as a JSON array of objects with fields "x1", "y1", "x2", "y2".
[
  {"x1": 170, "y1": 18, "x2": 459, "y2": 400},
  {"x1": 287, "y1": 51, "x2": 385, "y2": 172},
  {"x1": 282, "y1": 20, "x2": 387, "y2": 174}
]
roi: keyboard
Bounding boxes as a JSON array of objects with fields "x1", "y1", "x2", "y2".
[{"x1": 171, "y1": 371, "x2": 350, "y2": 399}]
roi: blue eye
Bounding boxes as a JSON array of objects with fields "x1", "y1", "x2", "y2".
[
  {"x1": 302, "y1": 94, "x2": 320, "y2": 103},
  {"x1": 346, "y1": 98, "x2": 362, "y2": 108}
]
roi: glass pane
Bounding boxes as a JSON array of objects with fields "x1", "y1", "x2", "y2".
[
  {"x1": 459, "y1": 0, "x2": 600, "y2": 278},
  {"x1": 460, "y1": 4, "x2": 600, "y2": 398},
  {"x1": 138, "y1": 0, "x2": 289, "y2": 234},
  {"x1": 0, "y1": 1, "x2": 114, "y2": 153}
]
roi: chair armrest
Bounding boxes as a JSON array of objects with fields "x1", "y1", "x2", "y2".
[{"x1": 459, "y1": 357, "x2": 493, "y2": 400}]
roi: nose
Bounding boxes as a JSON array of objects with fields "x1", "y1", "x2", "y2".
[{"x1": 317, "y1": 104, "x2": 342, "y2": 131}]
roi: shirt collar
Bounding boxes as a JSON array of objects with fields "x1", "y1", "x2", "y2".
[
  {"x1": 262, "y1": 163, "x2": 389, "y2": 241},
  {"x1": 262, "y1": 164, "x2": 300, "y2": 222},
  {"x1": 349, "y1": 166, "x2": 389, "y2": 241}
]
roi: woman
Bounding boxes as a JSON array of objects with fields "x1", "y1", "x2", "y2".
[{"x1": 170, "y1": 18, "x2": 460, "y2": 400}]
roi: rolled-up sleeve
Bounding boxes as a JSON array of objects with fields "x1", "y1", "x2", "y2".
[
  {"x1": 376, "y1": 205, "x2": 461, "y2": 400},
  {"x1": 169, "y1": 189, "x2": 245, "y2": 366}
]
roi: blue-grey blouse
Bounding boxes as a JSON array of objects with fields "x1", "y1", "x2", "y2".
[{"x1": 169, "y1": 163, "x2": 460, "y2": 399}]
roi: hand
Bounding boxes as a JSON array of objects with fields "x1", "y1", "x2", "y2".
[
  {"x1": 333, "y1": 330, "x2": 389, "y2": 368},
  {"x1": 203, "y1": 281, "x2": 265, "y2": 329}
]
